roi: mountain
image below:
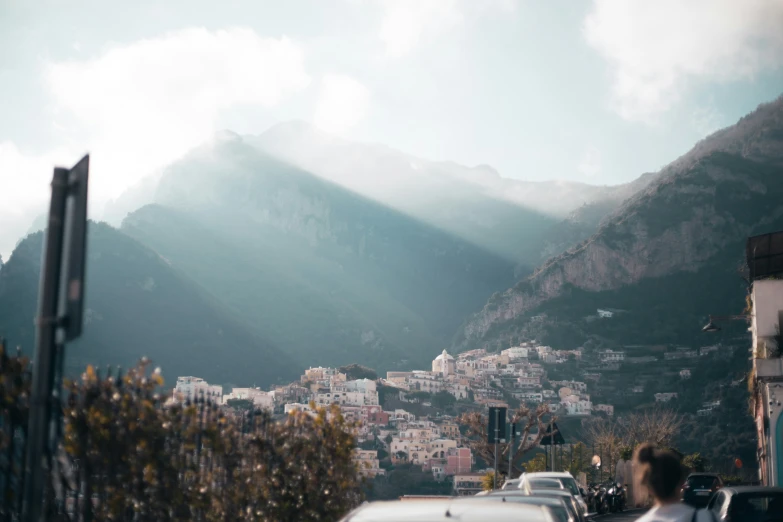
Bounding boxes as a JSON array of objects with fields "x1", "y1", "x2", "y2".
[
  {"x1": 456, "y1": 94, "x2": 783, "y2": 352},
  {"x1": 120, "y1": 134, "x2": 518, "y2": 373},
  {"x1": 104, "y1": 122, "x2": 652, "y2": 270},
  {"x1": 253, "y1": 122, "x2": 649, "y2": 267},
  {"x1": 0, "y1": 222, "x2": 297, "y2": 386}
]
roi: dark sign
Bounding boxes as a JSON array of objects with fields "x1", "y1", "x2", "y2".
[
  {"x1": 58, "y1": 155, "x2": 89, "y2": 341},
  {"x1": 747, "y1": 230, "x2": 783, "y2": 281},
  {"x1": 487, "y1": 407, "x2": 507, "y2": 443},
  {"x1": 540, "y1": 421, "x2": 565, "y2": 446}
]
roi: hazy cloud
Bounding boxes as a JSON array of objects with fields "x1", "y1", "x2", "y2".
[
  {"x1": 314, "y1": 74, "x2": 371, "y2": 135},
  {"x1": 379, "y1": 0, "x2": 464, "y2": 58},
  {"x1": 584, "y1": 0, "x2": 783, "y2": 123},
  {"x1": 0, "y1": 142, "x2": 79, "y2": 257},
  {"x1": 45, "y1": 27, "x2": 310, "y2": 203},
  {"x1": 578, "y1": 146, "x2": 602, "y2": 178}
]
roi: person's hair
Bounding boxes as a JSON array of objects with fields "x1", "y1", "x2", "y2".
[{"x1": 633, "y1": 443, "x2": 687, "y2": 501}]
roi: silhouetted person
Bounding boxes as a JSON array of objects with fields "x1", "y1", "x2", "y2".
[{"x1": 634, "y1": 443, "x2": 714, "y2": 522}]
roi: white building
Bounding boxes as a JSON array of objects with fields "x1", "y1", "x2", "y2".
[
  {"x1": 174, "y1": 376, "x2": 223, "y2": 402},
  {"x1": 654, "y1": 392, "x2": 678, "y2": 403},
  {"x1": 223, "y1": 387, "x2": 274, "y2": 410},
  {"x1": 432, "y1": 349, "x2": 456, "y2": 377},
  {"x1": 600, "y1": 350, "x2": 625, "y2": 363},
  {"x1": 597, "y1": 309, "x2": 614, "y2": 318},
  {"x1": 502, "y1": 347, "x2": 529, "y2": 360}
]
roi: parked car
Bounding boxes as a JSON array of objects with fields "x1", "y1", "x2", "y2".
[
  {"x1": 519, "y1": 472, "x2": 589, "y2": 515},
  {"x1": 339, "y1": 499, "x2": 558, "y2": 522},
  {"x1": 705, "y1": 486, "x2": 783, "y2": 521},
  {"x1": 482, "y1": 491, "x2": 578, "y2": 522},
  {"x1": 502, "y1": 478, "x2": 521, "y2": 490},
  {"x1": 519, "y1": 488, "x2": 588, "y2": 522},
  {"x1": 682, "y1": 473, "x2": 724, "y2": 507}
]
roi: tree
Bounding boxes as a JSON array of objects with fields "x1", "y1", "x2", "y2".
[
  {"x1": 432, "y1": 390, "x2": 456, "y2": 410},
  {"x1": 623, "y1": 406, "x2": 683, "y2": 448},
  {"x1": 524, "y1": 453, "x2": 547, "y2": 472},
  {"x1": 683, "y1": 453, "x2": 707, "y2": 472},
  {"x1": 482, "y1": 471, "x2": 496, "y2": 491},
  {"x1": 0, "y1": 349, "x2": 365, "y2": 522},
  {"x1": 339, "y1": 363, "x2": 378, "y2": 381},
  {"x1": 225, "y1": 398, "x2": 254, "y2": 411},
  {"x1": 459, "y1": 403, "x2": 553, "y2": 477}
]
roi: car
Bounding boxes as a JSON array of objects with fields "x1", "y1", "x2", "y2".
[
  {"x1": 682, "y1": 473, "x2": 724, "y2": 507},
  {"x1": 519, "y1": 472, "x2": 589, "y2": 515},
  {"x1": 339, "y1": 498, "x2": 558, "y2": 522},
  {"x1": 705, "y1": 485, "x2": 783, "y2": 521},
  {"x1": 502, "y1": 478, "x2": 521, "y2": 490},
  {"x1": 482, "y1": 491, "x2": 579, "y2": 522},
  {"x1": 519, "y1": 488, "x2": 588, "y2": 522}
]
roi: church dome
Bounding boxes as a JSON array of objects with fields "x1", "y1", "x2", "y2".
[{"x1": 434, "y1": 349, "x2": 454, "y2": 361}]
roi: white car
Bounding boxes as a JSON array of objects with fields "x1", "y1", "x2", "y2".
[
  {"x1": 501, "y1": 478, "x2": 521, "y2": 490},
  {"x1": 518, "y1": 472, "x2": 588, "y2": 515},
  {"x1": 339, "y1": 499, "x2": 557, "y2": 522}
]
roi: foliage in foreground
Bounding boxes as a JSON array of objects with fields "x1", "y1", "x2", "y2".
[{"x1": 0, "y1": 348, "x2": 362, "y2": 521}]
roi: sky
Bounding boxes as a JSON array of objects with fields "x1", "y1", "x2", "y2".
[{"x1": 1, "y1": 0, "x2": 783, "y2": 258}]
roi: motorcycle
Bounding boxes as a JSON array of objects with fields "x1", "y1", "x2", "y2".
[
  {"x1": 604, "y1": 479, "x2": 627, "y2": 513},
  {"x1": 592, "y1": 483, "x2": 608, "y2": 514}
]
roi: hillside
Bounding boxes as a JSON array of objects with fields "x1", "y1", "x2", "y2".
[
  {"x1": 0, "y1": 222, "x2": 297, "y2": 386},
  {"x1": 254, "y1": 122, "x2": 649, "y2": 267},
  {"x1": 456, "y1": 95, "x2": 783, "y2": 351},
  {"x1": 120, "y1": 135, "x2": 517, "y2": 372}
]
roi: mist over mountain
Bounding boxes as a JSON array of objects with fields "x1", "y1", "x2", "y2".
[
  {"x1": 456, "y1": 95, "x2": 783, "y2": 352},
  {"x1": 120, "y1": 135, "x2": 520, "y2": 373},
  {"x1": 0, "y1": 222, "x2": 296, "y2": 386}
]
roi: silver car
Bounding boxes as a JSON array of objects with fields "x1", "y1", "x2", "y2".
[{"x1": 339, "y1": 498, "x2": 558, "y2": 521}]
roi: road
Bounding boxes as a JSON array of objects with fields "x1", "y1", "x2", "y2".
[{"x1": 594, "y1": 509, "x2": 647, "y2": 521}]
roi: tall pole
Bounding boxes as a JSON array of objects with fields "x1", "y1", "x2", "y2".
[
  {"x1": 493, "y1": 408, "x2": 499, "y2": 489},
  {"x1": 22, "y1": 168, "x2": 69, "y2": 522},
  {"x1": 508, "y1": 423, "x2": 515, "y2": 478}
]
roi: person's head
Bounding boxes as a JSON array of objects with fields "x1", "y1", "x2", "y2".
[{"x1": 633, "y1": 443, "x2": 687, "y2": 502}]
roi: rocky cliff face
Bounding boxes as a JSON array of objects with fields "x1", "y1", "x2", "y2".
[{"x1": 456, "y1": 95, "x2": 783, "y2": 350}]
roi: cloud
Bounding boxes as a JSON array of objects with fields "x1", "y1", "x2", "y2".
[
  {"x1": 691, "y1": 102, "x2": 725, "y2": 137},
  {"x1": 0, "y1": 142, "x2": 79, "y2": 257},
  {"x1": 378, "y1": 0, "x2": 464, "y2": 58},
  {"x1": 583, "y1": 0, "x2": 783, "y2": 123},
  {"x1": 313, "y1": 74, "x2": 371, "y2": 135},
  {"x1": 45, "y1": 27, "x2": 310, "y2": 203},
  {"x1": 577, "y1": 146, "x2": 601, "y2": 178}
]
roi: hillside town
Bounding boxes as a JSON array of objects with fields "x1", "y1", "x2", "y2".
[{"x1": 170, "y1": 319, "x2": 733, "y2": 494}]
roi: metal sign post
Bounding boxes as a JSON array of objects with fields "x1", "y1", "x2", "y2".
[
  {"x1": 22, "y1": 155, "x2": 89, "y2": 522},
  {"x1": 488, "y1": 407, "x2": 507, "y2": 490}
]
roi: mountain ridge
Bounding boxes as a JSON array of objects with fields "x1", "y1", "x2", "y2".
[{"x1": 455, "y1": 94, "x2": 783, "y2": 351}]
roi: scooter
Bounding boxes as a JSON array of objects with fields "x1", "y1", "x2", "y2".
[{"x1": 604, "y1": 479, "x2": 627, "y2": 513}]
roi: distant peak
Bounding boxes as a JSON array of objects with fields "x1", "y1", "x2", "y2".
[
  {"x1": 213, "y1": 129, "x2": 242, "y2": 143},
  {"x1": 472, "y1": 164, "x2": 500, "y2": 178}
]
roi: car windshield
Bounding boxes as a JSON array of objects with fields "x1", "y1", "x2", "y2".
[
  {"x1": 556, "y1": 477, "x2": 580, "y2": 496},
  {"x1": 730, "y1": 492, "x2": 783, "y2": 517},
  {"x1": 529, "y1": 478, "x2": 563, "y2": 489},
  {"x1": 688, "y1": 476, "x2": 720, "y2": 489}
]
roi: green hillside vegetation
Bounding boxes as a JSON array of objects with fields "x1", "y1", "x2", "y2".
[
  {"x1": 121, "y1": 137, "x2": 517, "y2": 372},
  {"x1": 0, "y1": 222, "x2": 297, "y2": 385}
]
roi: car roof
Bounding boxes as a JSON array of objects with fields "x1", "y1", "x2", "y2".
[
  {"x1": 687, "y1": 473, "x2": 721, "y2": 477},
  {"x1": 528, "y1": 489, "x2": 575, "y2": 498},
  {"x1": 481, "y1": 494, "x2": 564, "y2": 506},
  {"x1": 340, "y1": 499, "x2": 553, "y2": 522},
  {"x1": 723, "y1": 486, "x2": 783, "y2": 494},
  {"x1": 525, "y1": 472, "x2": 575, "y2": 479}
]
